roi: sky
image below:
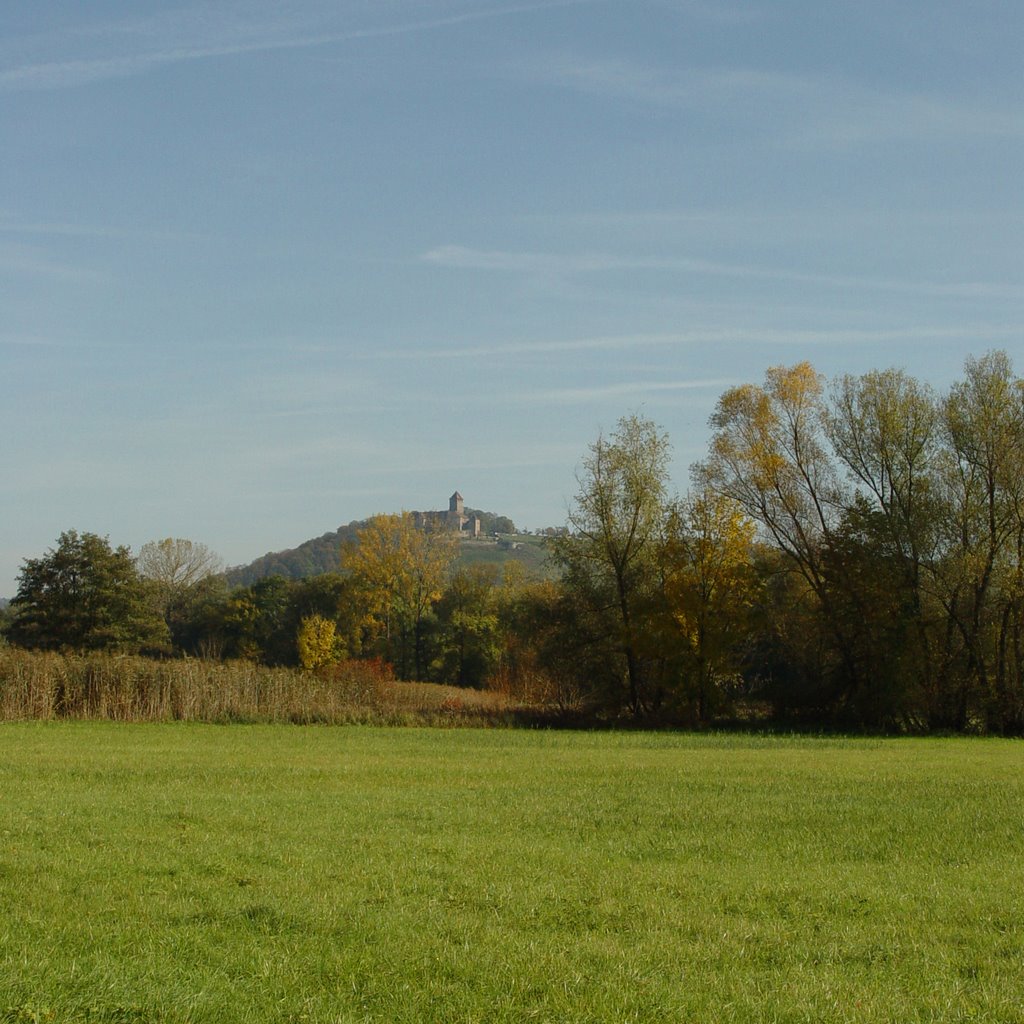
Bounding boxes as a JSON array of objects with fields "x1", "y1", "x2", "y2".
[{"x1": 2, "y1": 0, "x2": 1022, "y2": 596}]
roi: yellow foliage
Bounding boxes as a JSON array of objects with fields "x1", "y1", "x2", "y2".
[
  {"x1": 341, "y1": 513, "x2": 458, "y2": 675},
  {"x1": 296, "y1": 614, "x2": 338, "y2": 671}
]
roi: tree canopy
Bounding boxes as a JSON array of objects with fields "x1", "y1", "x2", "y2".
[
  {"x1": 8, "y1": 531, "x2": 167, "y2": 652},
  {"x1": 552, "y1": 414, "x2": 672, "y2": 713},
  {"x1": 342, "y1": 513, "x2": 458, "y2": 679}
]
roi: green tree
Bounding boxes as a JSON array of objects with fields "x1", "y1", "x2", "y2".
[
  {"x1": 491, "y1": 573, "x2": 588, "y2": 711},
  {"x1": 434, "y1": 565, "x2": 502, "y2": 687},
  {"x1": 223, "y1": 575, "x2": 294, "y2": 664},
  {"x1": 0, "y1": 600, "x2": 14, "y2": 645},
  {"x1": 552, "y1": 414, "x2": 672, "y2": 714},
  {"x1": 285, "y1": 573, "x2": 367, "y2": 662},
  {"x1": 819, "y1": 498, "x2": 927, "y2": 728},
  {"x1": 8, "y1": 530, "x2": 168, "y2": 652}
]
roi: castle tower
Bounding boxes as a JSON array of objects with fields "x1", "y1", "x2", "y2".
[{"x1": 447, "y1": 491, "x2": 465, "y2": 531}]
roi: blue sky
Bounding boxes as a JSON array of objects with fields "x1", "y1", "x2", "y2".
[{"x1": 2, "y1": 0, "x2": 1021, "y2": 595}]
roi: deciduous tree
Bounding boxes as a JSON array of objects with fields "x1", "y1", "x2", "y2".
[
  {"x1": 137, "y1": 537, "x2": 224, "y2": 644},
  {"x1": 137, "y1": 538, "x2": 222, "y2": 608},
  {"x1": 702, "y1": 363, "x2": 870, "y2": 704},
  {"x1": 434, "y1": 565, "x2": 502, "y2": 687},
  {"x1": 660, "y1": 488, "x2": 758, "y2": 722},
  {"x1": 342, "y1": 513, "x2": 457, "y2": 679},
  {"x1": 825, "y1": 369, "x2": 946, "y2": 726},
  {"x1": 8, "y1": 531, "x2": 167, "y2": 652},
  {"x1": 938, "y1": 350, "x2": 1024, "y2": 729},
  {"x1": 552, "y1": 414, "x2": 671, "y2": 713},
  {"x1": 296, "y1": 614, "x2": 339, "y2": 671}
]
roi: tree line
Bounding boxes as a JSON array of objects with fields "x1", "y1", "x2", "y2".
[
  {"x1": 3, "y1": 351, "x2": 1022, "y2": 732},
  {"x1": 548, "y1": 351, "x2": 1024, "y2": 732}
]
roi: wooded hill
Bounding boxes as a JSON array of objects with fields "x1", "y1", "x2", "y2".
[{"x1": 224, "y1": 508, "x2": 547, "y2": 586}]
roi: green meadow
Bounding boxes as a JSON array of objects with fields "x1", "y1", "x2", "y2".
[{"x1": 1, "y1": 726, "x2": 1021, "y2": 1023}]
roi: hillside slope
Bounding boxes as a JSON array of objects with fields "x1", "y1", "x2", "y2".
[{"x1": 224, "y1": 511, "x2": 553, "y2": 587}]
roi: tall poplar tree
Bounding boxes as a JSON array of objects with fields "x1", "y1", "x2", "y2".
[{"x1": 552, "y1": 414, "x2": 671, "y2": 714}]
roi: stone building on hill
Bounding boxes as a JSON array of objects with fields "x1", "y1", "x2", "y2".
[{"x1": 413, "y1": 491, "x2": 481, "y2": 537}]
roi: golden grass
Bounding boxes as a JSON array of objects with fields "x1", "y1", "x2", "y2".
[{"x1": 0, "y1": 648, "x2": 525, "y2": 725}]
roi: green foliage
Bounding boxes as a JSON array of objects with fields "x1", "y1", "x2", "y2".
[
  {"x1": 136, "y1": 537, "x2": 223, "y2": 638},
  {"x1": 223, "y1": 509, "x2": 522, "y2": 589},
  {"x1": 456, "y1": 533, "x2": 554, "y2": 578},
  {"x1": 169, "y1": 573, "x2": 368, "y2": 668},
  {"x1": 220, "y1": 575, "x2": 294, "y2": 664},
  {"x1": 431, "y1": 565, "x2": 502, "y2": 687},
  {"x1": 0, "y1": 600, "x2": 13, "y2": 645},
  {"x1": 5, "y1": 351, "x2": 1023, "y2": 734},
  {"x1": 464, "y1": 508, "x2": 515, "y2": 534},
  {"x1": 223, "y1": 522, "x2": 364, "y2": 586},
  {"x1": 7, "y1": 531, "x2": 168, "y2": 653}
]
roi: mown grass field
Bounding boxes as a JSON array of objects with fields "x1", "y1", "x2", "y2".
[{"x1": 0, "y1": 726, "x2": 1021, "y2": 1023}]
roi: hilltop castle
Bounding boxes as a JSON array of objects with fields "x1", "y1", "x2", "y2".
[{"x1": 412, "y1": 491, "x2": 481, "y2": 537}]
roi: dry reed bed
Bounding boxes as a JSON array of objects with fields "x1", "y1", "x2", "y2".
[
  {"x1": 0, "y1": 648, "x2": 389, "y2": 723},
  {"x1": 0, "y1": 648, "x2": 535, "y2": 726}
]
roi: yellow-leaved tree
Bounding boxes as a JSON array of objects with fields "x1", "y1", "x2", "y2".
[
  {"x1": 660, "y1": 487, "x2": 758, "y2": 722},
  {"x1": 296, "y1": 614, "x2": 338, "y2": 671},
  {"x1": 341, "y1": 513, "x2": 457, "y2": 680}
]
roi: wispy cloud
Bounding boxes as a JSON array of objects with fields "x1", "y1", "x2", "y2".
[
  {"x1": 0, "y1": 242, "x2": 107, "y2": 282},
  {"x1": 1, "y1": 1, "x2": 592, "y2": 91},
  {"x1": 371, "y1": 324, "x2": 1024, "y2": 361},
  {"x1": 360, "y1": 445, "x2": 582, "y2": 475},
  {"x1": 245, "y1": 434, "x2": 581, "y2": 476},
  {"x1": 520, "y1": 206, "x2": 1024, "y2": 233},
  {"x1": 518, "y1": 54, "x2": 1024, "y2": 145},
  {"x1": 421, "y1": 245, "x2": 627, "y2": 274},
  {"x1": 523, "y1": 57, "x2": 797, "y2": 111},
  {"x1": 420, "y1": 244, "x2": 1023, "y2": 301},
  {"x1": 518, "y1": 379, "x2": 736, "y2": 403},
  {"x1": 0, "y1": 334, "x2": 66, "y2": 348},
  {"x1": 239, "y1": 434, "x2": 396, "y2": 469},
  {"x1": 0, "y1": 217, "x2": 202, "y2": 242}
]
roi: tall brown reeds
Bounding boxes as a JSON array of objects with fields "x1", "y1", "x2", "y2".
[{"x1": 0, "y1": 648, "x2": 390, "y2": 723}]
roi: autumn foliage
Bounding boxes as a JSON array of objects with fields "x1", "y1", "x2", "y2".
[{"x1": 3, "y1": 351, "x2": 1023, "y2": 732}]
